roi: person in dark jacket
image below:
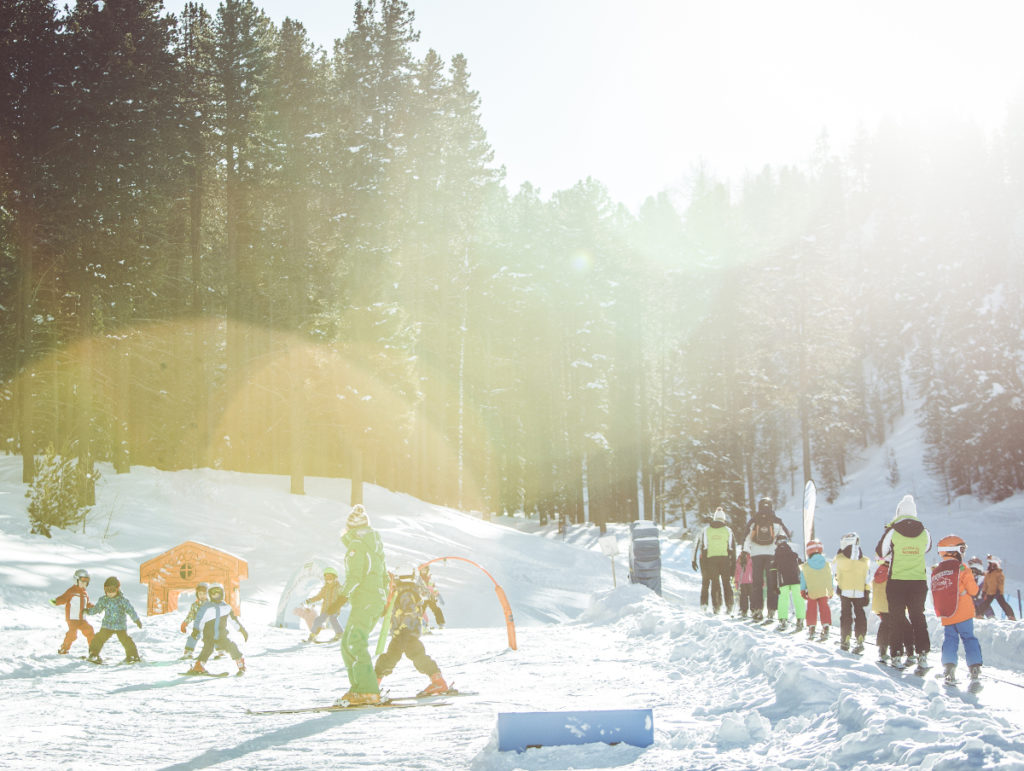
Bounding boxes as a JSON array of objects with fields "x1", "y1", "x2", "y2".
[
  {"x1": 743, "y1": 497, "x2": 792, "y2": 622},
  {"x1": 875, "y1": 494, "x2": 932, "y2": 669},
  {"x1": 692, "y1": 507, "x2": 736, "y2": 614},
  {"x1": 773, "y1": 536, "x2": 805, "y2": 631}
]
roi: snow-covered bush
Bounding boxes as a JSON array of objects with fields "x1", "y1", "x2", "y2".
[{"x1": 25, "y1": 445, "x2": 98, "y2": 537}]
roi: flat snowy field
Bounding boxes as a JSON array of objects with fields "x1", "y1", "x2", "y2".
[{"x1": 1, "y1": 446, "x2": 1023, "y2": 770}]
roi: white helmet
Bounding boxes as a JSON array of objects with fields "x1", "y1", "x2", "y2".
[
  {"x1": 74, "y1": 569, "x2": 90, "y2": 582},
  {"x1": 987, "y1": 555, "x2": 1002, "y2": 569},
  {"x1": 839, "y1": 533, "x2": 860, "y2": 550},
  {"x1": 712, "y1": 508, "x2": 727, "y2": 523}
]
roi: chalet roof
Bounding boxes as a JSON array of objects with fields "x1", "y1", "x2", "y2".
[{"x1": 139, "y1": 540, "x2": 248, "y2": 582}]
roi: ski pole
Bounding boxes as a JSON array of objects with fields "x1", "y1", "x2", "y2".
[{"x1": 1018, "y1": 589, "x2": 1021, "y2": 618}]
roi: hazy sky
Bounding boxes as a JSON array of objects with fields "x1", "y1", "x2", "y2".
[{"x1": 164, "y1": 0, "x2": 1024, "y2": 210}]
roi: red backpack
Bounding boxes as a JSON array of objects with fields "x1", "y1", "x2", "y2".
[
  {"x1": 873, "y1": 561, "x2": 889, "y2": 584},
  {"x1": 930, "y1": 559, "x2": 960, "y2": 619}
]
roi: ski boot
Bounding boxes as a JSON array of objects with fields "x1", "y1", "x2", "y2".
[
  {"x1": 336, "y1": 691, "x2": 381, "y2": 707},
  {"x1": 180, "y1": 651, "x2": 193, "y2": 660},
  {"x1": 839, "y1": 634, "x2": 851, "y2": 652},
  {"x1": 418, "y1": 672, "x2": 449, "y2": 697},
  {"x1": 775, "y1": 619, "x2": 788, "y2": 632},
  {"x1": 818, "y1": 625, "x2": 830, "y2": 642},
  {"x1": 87, "y1": 654, "x2": 103, "y2": 664},
  {"x1": 852, "y1": 635, "x2": 865, "y2": 654},
  {"x1": 915, "y1": 652, "x2": 929, "y2": 672},
  {"x1": 806, "y1": 624, "x2": 817, "y2": 640},
  {"x1": 943, "y1": 663, "x2": 957, "y2": 684},
  {"x1": 969, "y1": 664, "x2": 982, "y2": 681},
  {"x1": 752, "y1": 611, "x2": 763, "y2": 622},
  {"x1": 305, "y1": 633, "x2": 319, "y2": 643},
  {"x1": 878, "y1": 652, "x2": 890, "y2": 665},
  {"x1": 187, "y1": 661, "x2": 207, "y2": 675},
  {"x1": 739, "y1": 610, "x2": 748, "y2": 619},
  {"x1": 235, "y1": 657, "x2": 246, "y2": 676},
  {"x1": 123, "y1": 655, "x2": 141, "y2": 664},
  {"x1": 328, "y1": 633, "x2": 343, "y2": 643},
  {"x1": 794, "y1": 619, "x2": 804, "y2": 633}
]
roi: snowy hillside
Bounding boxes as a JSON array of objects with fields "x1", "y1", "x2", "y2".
[{"x1": 1, "y1": 446, "x2": 1024, "y2": 770}]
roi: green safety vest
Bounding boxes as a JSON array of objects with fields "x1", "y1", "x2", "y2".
[
  {"x1": 704, "y1": 526, "x2": 731, "y2": 558},
  {"x1": 890, "y1": 529, "x2": 928, "y2": 581}
]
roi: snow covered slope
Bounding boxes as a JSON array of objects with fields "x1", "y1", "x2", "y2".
[{"x1": 1, "y1": 455, "x2": 1023, "y2": 769}]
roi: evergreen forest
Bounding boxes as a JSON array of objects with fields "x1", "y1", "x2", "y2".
[{"x1": 3, "y1": 0, "x2": 1024, "y2": 533}]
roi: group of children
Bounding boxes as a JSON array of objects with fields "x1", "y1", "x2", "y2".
[
  {"x1": 50, "y1": 571, "x2": 142, "y2": 664},
  {"x1": 51, "y1": 571, "x2": 248, "y2": 675},
  {"x1": 50, "y1": 561, "x2": 448, "y2": 695},
  {"x1": 696, "y1": 497, "x2": 1017, "y2": 686}
]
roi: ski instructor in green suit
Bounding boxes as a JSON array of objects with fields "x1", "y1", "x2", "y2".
[{"x1": 336, "y1": 504, "x2": 388, "y2": 706}]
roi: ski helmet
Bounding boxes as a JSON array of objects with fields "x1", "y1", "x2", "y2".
[
  {"x1": 103, "y1": 576, "x2": 120, "y2": 591},
  {"x1": 712, "y1": 508, "x2": 727, "y2": 523},
  {"x1": 987, "y1": 555, "x2": 1002, "y2": 569},
  {"x1": 839, "y1": 532, "x2": 860, "y2": 551},
  {"x1": 323, "y1": 567, "x2": 339, "y2": 578},
  {"x1": 774, "y1": 533, "x2": 789, "y2": 546},
  {"x1": 757, "y1": 497, "x2": 773, "y2": 516},
  {"x1": 938, "y1": 535, "x2": 967, "y2": 558},
  {"x1": 968, "y1": 556, "x2": 984, "y2": 569},
  {"x1": 806, "y1": 540, "x2": 824, "y2": 556},
  {"x1": 74, "y1": 569, "x2": 90, "y2": 582},
  {"x1": 207, "y1": 583, "x2": 225, "y2": 602},
  {"x1": 195, "y1": 582, "x2": 209, "y2": 594}
]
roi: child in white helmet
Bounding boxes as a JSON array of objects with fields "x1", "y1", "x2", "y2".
[
  {"x1": 835, "y1": 533, "x2": 871, "y2": 654},
  {"x1": 51, "y1": 569, "x2": 95, "y2": 655}
]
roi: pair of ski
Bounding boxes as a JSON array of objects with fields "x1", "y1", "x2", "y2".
[{"x1": 247, "y1": 688, "x2": 473, "y2": 716}]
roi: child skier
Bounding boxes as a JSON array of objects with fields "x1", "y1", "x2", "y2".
[
  {"x1": 374, "y1": 570, "x2": 450, "y2": 697},
  {"x1": 305, "y1": 566, "x2": 346, "y2": 642},
  {"x1": 179, "y1": 582, "x2": 208, "y2": 659},
  {"x1": 418, "y1": 564, "x2": 446, "y2": 629},
  {"x1": 773, "y1": 536, "x2": 805, "y2": 632},
  {"x1": 84, "y1": 576, "x2": 142, "y2": 664},
  {"x1": 932, "y1": 535, "x2": 983, "y2": 685},
  {"x1": 51, "y1": 569, "x2": 95, "y2": 655},
  {"x1": 871, "y1": 556, "x2": 903, "y2": 665},
  {"x1": 835, "y1": 533, "x2": 871, "y2": 653},
  {"x1": 734, "y1": 548, "x2": 754, "y2": 618},
  {"x1": 978, "y1": 556, "x2": 1017, "y2": 620},
  {"x1": 799, "y1": 540, "x2": 833, "y2": 642},
  {"x1": 186, "y1": 583, "x2": 248, "y2": 675},
  {"x1": 967, "y1": 557, "x2": 994, "y2": 618}
]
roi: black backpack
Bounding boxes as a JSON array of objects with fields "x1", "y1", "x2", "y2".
[
  {"x1": 391, "y1": 580, "x2": 424, "y2": 634},
  {"x1": 751, "y1": 515, "x2": 774, "y2": 546}
]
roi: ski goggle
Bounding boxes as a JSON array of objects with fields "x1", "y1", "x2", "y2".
[{"x1": 77, "y1": 577, "x2": 90, "y2": 584}]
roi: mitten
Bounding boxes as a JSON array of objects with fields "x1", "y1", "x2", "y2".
[
  {"x1": 49, "y1": 598, "x2": 58, "y2": 606},
  {"x1": 180, "y1": 620, "x2": 188, "y2": 634},
  {"x1": 136, "y1": 619, "x2": 143, "y2": 629},
  {"x1": 240, "y1": 626, "x2": 249, "y2": 642},
  {"x1": 800, "y1": 590, "x2": 808, "y2": 601},
  {"x1": 691, "y1": 562, "x2": 698, "y2": 572}
]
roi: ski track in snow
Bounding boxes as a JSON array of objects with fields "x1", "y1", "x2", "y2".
[{"x1": 2, "y1": 456, "x2": 1024, "y2": 770}]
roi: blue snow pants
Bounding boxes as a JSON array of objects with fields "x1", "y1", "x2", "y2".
[{"x1": 941, "y1": 618, "x2": 982, "y2": 666}]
